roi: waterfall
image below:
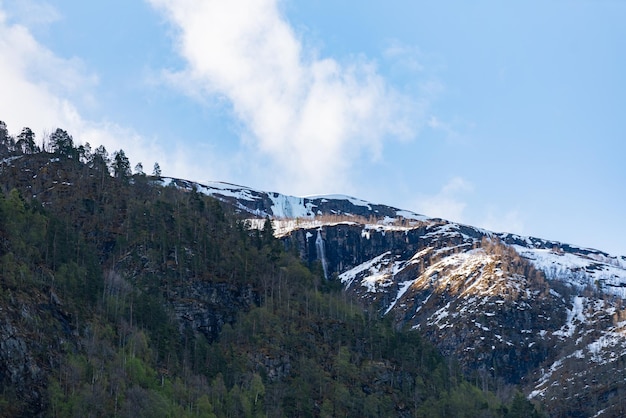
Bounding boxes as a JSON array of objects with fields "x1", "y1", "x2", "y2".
[{"x1": 315, "y1": 229, "x2": 329, "y2": 280}]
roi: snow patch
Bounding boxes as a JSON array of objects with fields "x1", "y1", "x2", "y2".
[
  {"x1": 553, "y1": 297, "x2": 586, "y2": 338},
  {"x1": 339, "y1": 253, "x2": 392, "y2": 289},
  {"x1": 384, "y1": 280, "x2": 415, "y2": 315},
  {"x1": 268, "y1": 193, "x2": 315, "y2": 218},
  {"x1": 513, "y1": 245, "x2": 626, "y2": 298}
]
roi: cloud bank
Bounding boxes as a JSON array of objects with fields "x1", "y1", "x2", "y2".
[{"x1": 149, "y1": 0, "x2": 424, "y2": 194}]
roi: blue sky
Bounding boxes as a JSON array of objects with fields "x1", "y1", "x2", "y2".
[{"x1": 0, "y1": 0, "x2": 624, "y2": 256}]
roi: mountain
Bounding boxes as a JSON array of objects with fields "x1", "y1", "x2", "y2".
[
  {"x1": 163, "y1": 176, "x2": 626, "y2": 417},
  {"x1": 0, "y1": 146, "x2": 543, "y2": 418},
  {"x1": 1, "y1": 136, "x2": 624, "y2": 416}
]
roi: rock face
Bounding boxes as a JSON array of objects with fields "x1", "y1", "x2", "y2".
[
  {"x1": 0, "y1": 287, "x2": 73, "y2": 416},
  {"x1": 283, "y1": 222, "x2": 565, "y2": 379},
  {"x1": 283, "y1": 223, "x2": 429, "y2": 281},
  {"x1": 170, "y1": 281, "x2": 257, "y2": 342},
  {"x1": 279, "y1": 219, "x2": 626, "y2": 416}
]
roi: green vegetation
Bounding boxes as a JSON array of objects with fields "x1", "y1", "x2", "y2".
[{"x1": 0, "y1": 122, "x2": 542, "y2": 417}]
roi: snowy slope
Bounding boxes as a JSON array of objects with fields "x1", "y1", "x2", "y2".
[
  {"x1": 512, "y1": 245, "x2": 626, "y2": 298},
  {"x1": 163, "y1": 176, "x2": 626, "y2": 298},
  {"x1": 159, "y1": 177, "x2": 431, "y2": 221}
]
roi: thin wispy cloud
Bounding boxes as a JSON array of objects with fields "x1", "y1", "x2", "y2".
[
  {"x1": 479, "y1": 208, "x2": 524, "y2": 235},
  {"x1": 412, "y1": 177, "x2": 473, "y2": 222},
  {"x1": 149, "y1": 0, "x2": 426, "y2": 195},
  {"x1": 2, "y1": 0, "x2": 61, "y2": 28},
  {"x1": 412, "y1": 177, "x2": 525, "y2": 235},
  {"x1": 384, "y1": 40, "x2": 425, "y2": 73}
]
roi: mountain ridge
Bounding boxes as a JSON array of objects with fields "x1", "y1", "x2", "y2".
[
  {"x1": 162, "y1": 176, "x2": 625, "y2": 259},
  {"x1": 162, "y1": 176, "x2": 626, "y2": 296},
  {"x1": 162, "y1": 175, "x2": 626, "y2": 417}
]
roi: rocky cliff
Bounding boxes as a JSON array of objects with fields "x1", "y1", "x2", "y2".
[{"x1": 277, "y1": 217, "x2": 626, "y2": 417}]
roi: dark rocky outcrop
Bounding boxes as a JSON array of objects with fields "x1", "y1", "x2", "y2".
[
  {"x1": 170, "y1": 281, "x2": 258, "y2": 342},
  {"x1": 0, "y1": 287, "x2": 76, "y2": 416}
]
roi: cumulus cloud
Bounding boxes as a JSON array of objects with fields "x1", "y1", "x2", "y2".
[
  {"x1": 148, "y1": 0, "x2": 424, "y2": 194},
  {"x1": 0, "y1": 6, "x2": 183, "y2": 178},
  {"x1": 0, "y1": 8, "x2": 90, "y2": 130}
]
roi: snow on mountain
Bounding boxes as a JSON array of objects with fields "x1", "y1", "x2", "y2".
[
  {"x1": 162, "y1": 176, "x2": 626, "y2": 300},
  {"x1": 340, "y1": 251, "x2": 398, "y2": 292},
  {"x1": 512, "y1": 245, "x2": 626, "y2": 298},
  {"x1": 162, "y1": 177, "x2": 626, "y2": 299},
  {"x1": 159, "y1": 177, "x2": 431, "y2": 222}
]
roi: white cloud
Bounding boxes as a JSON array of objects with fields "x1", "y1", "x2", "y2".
[
  {"x1": 148, "y1": 0, "x2": 426, "y2": 195},
  {"x1": 0, "y1": 7, "x2": 90, "y2": 130}
]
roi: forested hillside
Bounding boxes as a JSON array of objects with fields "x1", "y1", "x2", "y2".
[{"x1": 0, "y1": 122, "x2": 540, "y2": 417}]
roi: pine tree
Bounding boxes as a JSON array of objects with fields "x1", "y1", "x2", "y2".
[
  {"x1": 152, "y1": 162, "x2": 161, "y2": 178},
  {"x1": 0, "y1": 120, "x2": 8, "y2": 143},
  {"x1": 77, "y1": 142, "x2": 92, "y2": 163},
  {"x1": 49, "y1": 128, "x2": 76, "y2": 157},
  {"x1": 134, "y1": 162, "x2": 145, "y2": 176},
  {"x1": 112, "y1": 149, "x2": 132, "y2": 180},
  {"x1": 0, "y1": 120, "x2": 15, "y2": 154},
  {"x1": 15, "y1": 127, "x2": 39, "y2": 154},
  {"x1": 91, "y1": 145, "x2": 110, "y2": 172}
]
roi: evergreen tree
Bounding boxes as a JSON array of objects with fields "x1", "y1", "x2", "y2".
[
  {"x1": 91, "y1": 145, "x2": 110, "y2": 172},
  {"x1": 77, "y1": 142, "x2": 92, "y2": 163},
  {"x1": 0, "y1": 120, "x2": 15, "y2": 154},
  {"x1": 152, "y1": 162, "x2": 161, "y2": 177},
  {"x1": 0, "y1": 120, "x2": 8, "y2": 142},
  {"x1": 112, "y1": 149, "x2": 132, "y2": 180},
  {"x1": 15, "y1": 127, "x2": 39, "y2": 154},
  {"x1": 49, "y1": 128, "x2": 76, "y2": 157},
  {"x1": 134, "y1": 162, "x2": 145, "y2": 176}
]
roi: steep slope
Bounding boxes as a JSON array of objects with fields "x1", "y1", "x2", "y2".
[
  {"x1": 164, "y1": 178, "x2": 626, "y2": 416},
  {"x1": 164, "y1": 176, "x2": 626, "y2": 299},
  {"x1": 281, "y1": 221, "x2": 626, "y2": 417}
]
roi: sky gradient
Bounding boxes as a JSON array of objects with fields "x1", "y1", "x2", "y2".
[{"x1": 1, "y1": 0, "x2": 624, "y2": 256}]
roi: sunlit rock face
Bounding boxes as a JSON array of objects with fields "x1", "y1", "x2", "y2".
[{"x1": 282, "y1": 222, "x2": 566, "y2": 382}]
